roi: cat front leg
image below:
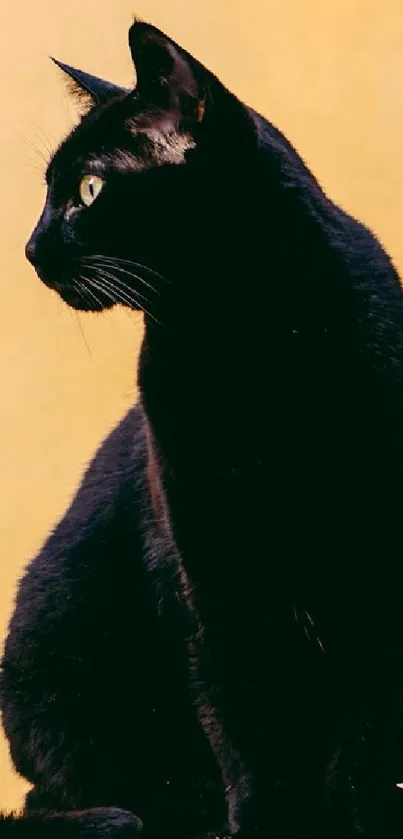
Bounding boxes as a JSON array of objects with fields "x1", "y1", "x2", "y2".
[
  {"x1": 0, "y1": 807, "x2": 142, "y2": 838},
  {"x1": 1, "y1": 408, "x2": 225, "y2": 837}
]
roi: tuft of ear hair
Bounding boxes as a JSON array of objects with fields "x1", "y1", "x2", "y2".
[{"x1": 50, "y1": 57, "x2": 128, "y2": 110}]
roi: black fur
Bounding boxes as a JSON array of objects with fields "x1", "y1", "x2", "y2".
[
  {"x1": 2, "y1": 20, "x2": 403, "y2": 838},
  {"x1": 0, "y1": 808, "x2": 142, "y2": 837}
]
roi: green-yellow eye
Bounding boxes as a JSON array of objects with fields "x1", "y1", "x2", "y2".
[{"x1": 79, "y1": 174, "x2": 104, "y2": 207}]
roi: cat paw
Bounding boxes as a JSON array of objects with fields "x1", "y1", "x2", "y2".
[{"x1": 61, "y1": 807, "x2": 143, "y2": 836}]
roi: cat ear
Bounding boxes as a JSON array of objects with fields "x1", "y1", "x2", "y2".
[
  {"x1": 51, "y1": 58, "x2": 127, "y2": 107},
  {"x1": 128, "y1": 21, "x2": 258, "y2": 153},
  {"x1": 128, "y1": 21, "x2": 206, "y2": 124}
]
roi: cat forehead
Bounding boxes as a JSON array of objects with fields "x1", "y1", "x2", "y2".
[
  {"x1": 47, "y1": 108, "x2": 195, "y2": 181},
  {"x1": 127, "y1": 127, "x2": 196, "y2": 167},
  {"x1": 81, "y1": 129, "x2": 195, "y2": 174}
]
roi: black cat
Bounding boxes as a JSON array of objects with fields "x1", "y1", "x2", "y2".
[{"x1": 2, "y1": 19, "x2": 403, "y2": 838}]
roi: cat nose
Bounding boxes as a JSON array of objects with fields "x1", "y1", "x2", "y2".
[{"x1": 25, "y1": 235, "x2": 37, "y2": 267}]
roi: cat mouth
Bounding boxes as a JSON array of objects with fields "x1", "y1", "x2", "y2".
[
  {"x1": 69, "y1": 256, "x2": 167, "y2": 324},
  {"x1": 29, "y1": 249, "x2": 166, "y2": 321},
  {"x1": 33, "y1": 264, "x2": 113, "y2": 312}
]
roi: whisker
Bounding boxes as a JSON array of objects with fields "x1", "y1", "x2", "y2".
[
  {"x1": 74, "y1": 312, "x2": 92, "y2": 354},
  {"x1": 87, "y1": 264, "x2": 159, "y2": 307},
  {"x1": 73, "y1": 277, "x2": 99, "y2": 309},
  {"x1": 31, "y1": 128, "x2": 54, "y2": 160},
  {"x1": 75, "y1": 277, "x2": 133, "y2": 323},
  {"x1": 76, "y1": 276, "x2": 107, "y2": 309},
  {"x1": 87, "y1": 260, "x2": 162, "y2": 298},
  {"x1": 85, "y1": 273, "x2": 163, "y2": 327},
  {"x1": 67, "y1": 295, "x2": 92, "y2": 355},
  {"x1": 20, "y1": 156, "x2": 46, "y2": 175},
  {"x1": 84, "y1": 274, "x2": 135, "y2": 307},
  {"x1": 16, "y1": 132, "x2": 49, "y2": 166},
  {"x1": 87, "y1": 254, "x2": 170, "y2": 284},
  {"x1": 74, "y1": 268, "x2": 164, "y2": 328}
]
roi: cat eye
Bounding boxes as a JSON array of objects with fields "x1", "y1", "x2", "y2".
[{"x1": 79, "y1": 174, "x2": 104, "y2": 207}]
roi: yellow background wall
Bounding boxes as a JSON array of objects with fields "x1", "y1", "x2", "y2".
[{"x1": 1, "y1": 0, "x2": 403, "y2": 813}]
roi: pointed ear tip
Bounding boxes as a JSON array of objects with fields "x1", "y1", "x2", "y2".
[
  {"x1": 128, "y1": 19, "x2": 162, "y2": 44},
  {"x1": 128, "y1": 17, "x2": 145, "y2": 37},
  {"x1": 50, "y1": 56, "x2": 69, "y2": 73}
]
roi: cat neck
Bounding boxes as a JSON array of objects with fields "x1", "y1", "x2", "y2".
[
  {"x1": 138, "y1": 318, "x2": 270, "y2": 602},
  {"x1": 138, "y1": 316, "x2": 267, "y2": 480}
]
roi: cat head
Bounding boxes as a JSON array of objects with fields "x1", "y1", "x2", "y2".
[{"x1": 25, "y1": 21, "x2": 259, "y2": 326}]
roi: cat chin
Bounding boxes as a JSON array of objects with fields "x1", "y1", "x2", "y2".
[
  {"x1": 56, "y1": 285, "x2": 114, "y2": 313},
  {"x1": 32, "y1": 266, "x2": 114, "y2": 312}
]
